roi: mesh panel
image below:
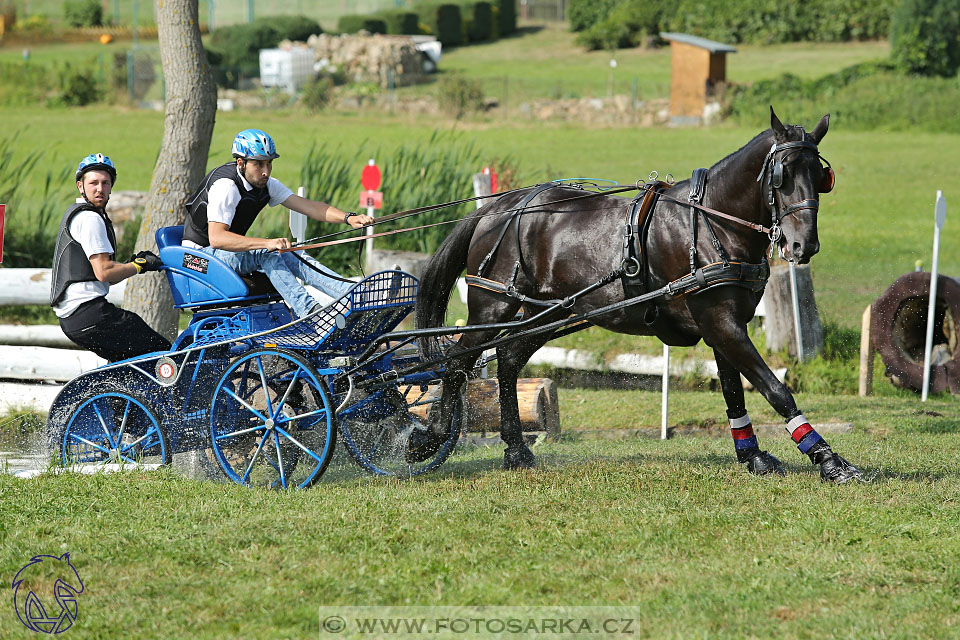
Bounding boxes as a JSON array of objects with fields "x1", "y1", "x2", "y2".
[{"x1": 253, "y1": 271, "x2": 418, "y2": 352}]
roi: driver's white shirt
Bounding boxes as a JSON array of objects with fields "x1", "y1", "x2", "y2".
[{"x1": 181, "y1": 168, "x2": 293, "y2": 250}]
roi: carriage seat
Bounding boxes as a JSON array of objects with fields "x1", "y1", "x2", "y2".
[{"x1": 155, "y1": 225, "x2": 281, "y2": 309}]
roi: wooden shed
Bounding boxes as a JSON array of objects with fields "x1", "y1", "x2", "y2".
[{"x1": 659, "y1": 32, "x2": 736, "y2": 124}]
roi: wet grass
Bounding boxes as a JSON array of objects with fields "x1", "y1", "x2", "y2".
[{"x1": 1, "y1": 392, "x2": 959, "y2": 638}]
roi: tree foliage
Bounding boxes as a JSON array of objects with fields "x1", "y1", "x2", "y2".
[{"x1": 890, "y1": 0, "x2": 960, "y2": 76}]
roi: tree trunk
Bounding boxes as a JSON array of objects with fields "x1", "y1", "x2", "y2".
[
  {"x1": 123, "y1": 0, "x2": 216, "y2": 340},
  {"x1": 763, "y1": 263, "x2": 824, "y2": 360}
]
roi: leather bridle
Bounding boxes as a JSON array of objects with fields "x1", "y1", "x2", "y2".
[{"x1": 756, "y1": 136, "x2": 834, "y2": 245}]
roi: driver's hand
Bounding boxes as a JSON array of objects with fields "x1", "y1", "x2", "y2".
[
  {"x1": 267, "y1": 237, "x2": 291, "y2": 251},
  {"x1": 349, "y1": 213, "x2": 375, "y2": 228}
]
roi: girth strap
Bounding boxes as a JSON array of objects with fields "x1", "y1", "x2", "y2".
[{"x1": 621, "y1": 180, "x2": 668, "y2": 299}]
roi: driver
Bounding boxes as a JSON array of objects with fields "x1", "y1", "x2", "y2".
[{"x1": 181, "y1": 129, "x2": 374, "y2": 318}]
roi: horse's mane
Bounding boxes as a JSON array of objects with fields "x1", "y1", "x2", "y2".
[{"x1": 708, "y1": 123, "x2": 811, "y2": 174}]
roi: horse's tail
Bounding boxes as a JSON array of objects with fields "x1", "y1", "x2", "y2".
[{"x1": 416, "y1": 210, "x2": 483, "y2": 360}]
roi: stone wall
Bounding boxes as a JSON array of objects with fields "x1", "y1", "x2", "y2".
[{"x1": 299, "y1": 32, "x2": 426, "y2": 88}]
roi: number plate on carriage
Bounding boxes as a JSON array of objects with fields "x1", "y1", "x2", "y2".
[{"x1": 182, "y1": 253, "x2": 209, "y2": 274}]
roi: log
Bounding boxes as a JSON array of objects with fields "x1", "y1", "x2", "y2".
[
  {"x1": 870, "y1": 272, "x2": 960, "y2": 394},
  {"x1": 763, "y1": 263, "x2": 824, "y2": 359},
  {"x1": 0, "y1": 324, "x2": 76, "y2": 348},
  {"x1": 407, "y1": 377, "x2": 561, "y2": 441},
  {"x1": 0, "y1": 268, "x2": 124, "y2": 306},
  {"x1": 0, "y1": 345, "x2": 105, "y2": 382}
]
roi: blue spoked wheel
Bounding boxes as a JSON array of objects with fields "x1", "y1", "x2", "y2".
[
  {"x1": 58, "y1": 391, "x2": 171, "y2": 466},
  {"x1": 336, "y1": 379, "x2": 463, "y2": 478},
  {"x1": 209, "y1": 349, "x2": 336, "y2": 489}
]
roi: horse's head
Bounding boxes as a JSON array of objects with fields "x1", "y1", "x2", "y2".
[{"x1": 761, "y1": 107, "x2": 833, "y2": 264}]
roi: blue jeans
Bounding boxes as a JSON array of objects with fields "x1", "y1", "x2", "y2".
[{"x1": 210, "y1": 248, "x2": 353, "y2": 318}]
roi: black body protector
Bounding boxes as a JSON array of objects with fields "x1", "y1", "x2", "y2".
[
  {"x1": 49, "y1": 203, "x2": 117, "y2": 306},
  {"x1": 182, "y1": 162, "x2": 271, "y2": 247}
]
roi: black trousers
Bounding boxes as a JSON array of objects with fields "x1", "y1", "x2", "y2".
[{"x1": 59, "y1": 297, "x2": 172, "y2": 363}]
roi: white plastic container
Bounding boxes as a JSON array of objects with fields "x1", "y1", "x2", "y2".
[{"x1": 259, "y1": 47, "x2": 316, "y2": 93}]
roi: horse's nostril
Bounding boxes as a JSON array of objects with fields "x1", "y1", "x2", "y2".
[{"x1": 793, "y1": 242, "x2": 803, "y2": 258}]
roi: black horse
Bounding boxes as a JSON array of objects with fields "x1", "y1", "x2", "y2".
[{"x1": 412, "y1": 108, "x2": 861, "y2": 484}]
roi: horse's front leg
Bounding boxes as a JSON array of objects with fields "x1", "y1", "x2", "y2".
[
  {"x1": 696, "y1": 309, "x2": 861, "y2": 484},
  {"x1": 715, "y1": 351, "x2": 784, "y2": 476}
]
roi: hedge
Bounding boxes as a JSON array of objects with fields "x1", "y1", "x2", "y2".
[
  {"x1": 573, "y1": 0, "x2": 898, "y2": 49},
  {"x1": 463, "y1": 2, "x2": 494, "y2": 42},
  {"x1": 377, "y1": 10, "x2": 421, "y2": 34},
  {"x1": 492, "y1": 0, "x2": 516, "y2": 35},
  {"x1": 890, "y1": 0, "x2": 960, "y2": 77},
  {"x1": 206, "y1": 15, "x2": 322, "y2": 87},
  {"x1": 337, "y1": 14, "x2": 388, "y2": 34},
  {"x1": 414, "y1": 3, "x2": 463, "y2": 46}
]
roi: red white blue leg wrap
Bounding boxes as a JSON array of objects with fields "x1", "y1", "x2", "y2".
[
  {"x1": 729, "y1": 414, "x2": 758, "y2": 451},
  {"x1": 786, "y1": 414, "x2": 822, "y2": 453}
]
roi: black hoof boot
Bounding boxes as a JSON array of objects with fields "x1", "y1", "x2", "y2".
[
  {"x1": 405, "y1": 427, "x2": 445, "y2": 464},
  {"x1": 743, "y1": 450, "x2": 786, "y2": 476},
  {"x1": 504, "y1": 443, "x2": 535, "y2": 470},
  {"x1": 817, "y1": 453, "x2": 862, "y2": 484},
  {"x1": 809, "y1": 442, "x2": 862, "y2": 484}
]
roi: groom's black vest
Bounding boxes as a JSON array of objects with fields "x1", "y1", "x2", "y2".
[{"x1": 49, "y1": 203, "x2": 117, "y2": 307}]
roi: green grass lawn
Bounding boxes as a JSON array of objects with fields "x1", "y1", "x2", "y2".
[{"x1": 1, "y1": 390, "x2": 958, "y2": 638}]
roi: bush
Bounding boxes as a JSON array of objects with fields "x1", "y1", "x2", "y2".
[
  {"x1": 463, "y1": 2, "x2": 493, "y2": 42},
  {"x1": 414, "y1": 3, "x2": 463, "y2": 46},
  {"x1": 53, "y1": 62, "x2": 99, "y2": 106},
  {"x1": 337, "y1": 14, "x2": 387, "y2": 34},
  {"x1": 890, "y1": 0, "x2": 960, "y2": 76},
  {"x1": 301, "y1": 75, "x2": 334, "y2": 112},
  {"x1": 437, "y1": 74, "x2": 483, "y2": 118},
  {"x1": 206, "y1": 15, "x2": 322, "y2": 88},
  {"x1": 574, "y1": 0, "x2": 898, "y2": 49},
  {"x1": 568, "y1": 0, "x2": 620, "y2": 32},
  {"x1": 727, "y1": 60, "x2": 960, "y2": 133},
  {"x1": 492, "y1": 0, "x2": 516, "y2": 35},
  {"x1": 63, "y1": 0, "x2": 102, "y2": 27},
  {"x1": 378, "y1": 10, "x2": 420, "y2": 34},
  {"x1": 577, "y1": 0, "x2": 669, "y2": 50}
]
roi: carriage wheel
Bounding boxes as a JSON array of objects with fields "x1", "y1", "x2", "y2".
[
  {"x1": 56, "y1": 391, "x2": 171, "y2": 467},
  {"x1": 336, "y1": 379, "x2": 463, "y2": 477},
  {"x1": 209, "y1": 349, "x2": 336, "y2": 489}
]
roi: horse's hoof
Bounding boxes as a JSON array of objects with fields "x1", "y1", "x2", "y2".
[
  {"x1": 818, "y1": 454, "x2": 862, "y2": 484},
  {"x1": 405, "y1": 427, "x2": 445, "y2": 464},
  {"x1": 504, "y1": 444, "x2": 535, "y2": 470},
  {"x1": 745, "y1": 450, "x2": 786, "y2": 476}
]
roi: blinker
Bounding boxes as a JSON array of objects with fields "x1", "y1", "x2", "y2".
[{"x1": 819, "y1": 166, "x2": 835, "y2": 193}]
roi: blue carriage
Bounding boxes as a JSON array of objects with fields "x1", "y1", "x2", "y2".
[{"x1": 45, "y1": 226, "x2": 464, "y2": 488}]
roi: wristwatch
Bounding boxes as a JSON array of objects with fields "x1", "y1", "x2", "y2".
[{"x1": 343, "y1": 211, "x2": 356, "y2": 225}]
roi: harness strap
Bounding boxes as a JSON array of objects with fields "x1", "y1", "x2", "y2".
[
  {"x1": 688, "y1": 168, "x2": 708, "y2": 272},
  {"x1": 465, "y1": 268, "x2": 624, "y2": 309},
  {"x1": 476, "y1": 182, "x2": 559, "y2": 278}
]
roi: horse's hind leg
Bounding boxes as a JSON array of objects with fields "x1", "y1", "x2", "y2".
[
  {"x1": 715, "y1": 351, "x2": 785, "y2": 476},
  {"x1": 495, "y1": 330, "x2": 555, "y2": 470},
  {"x1": 696, "y1": 310, "x2": 861, "y2": 484}
]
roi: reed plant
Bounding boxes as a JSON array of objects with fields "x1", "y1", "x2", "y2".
[
  {"x1": 247, "y1": 131, "x2": 524, "y2": 274},
  {"x1": 0, "y1": 132, "x2": 70, "y2": 268}
]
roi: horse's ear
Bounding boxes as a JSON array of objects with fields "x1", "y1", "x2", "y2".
[
  {"x1": 770, "y1": 106, "x2": 786, "y2": 138},
  {"x1": 811, "y1": 114, "x2": 830, "y2": 143}
]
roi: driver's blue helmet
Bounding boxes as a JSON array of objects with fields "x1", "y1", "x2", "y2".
[
  {"x1": 232, "y1": 129, "x2": 279, "y2": 160},
  {"x1": 76, "y1": 153, "x2": 117, "y2": 183}
]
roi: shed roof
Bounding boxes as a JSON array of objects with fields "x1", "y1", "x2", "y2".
[{"x1": 659, "y1": 32, "x2": 737, "y2": 54}]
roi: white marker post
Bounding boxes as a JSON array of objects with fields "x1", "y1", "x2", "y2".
[
  {"x1": 289, "y1": 187, "x2": 307, "y2": 245},
  {"x1": 921, "y1": 191, "x2": 947, "y2": 401},
  {"x1": 360, "y1": 159, "x2": 382, "y2": 271},
  {"x1": 789, "y1": 261, "x2": 804, "y2": 362},
  {"x1": 661, "y1": 343, "x2": 669, "y2": 440}
]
